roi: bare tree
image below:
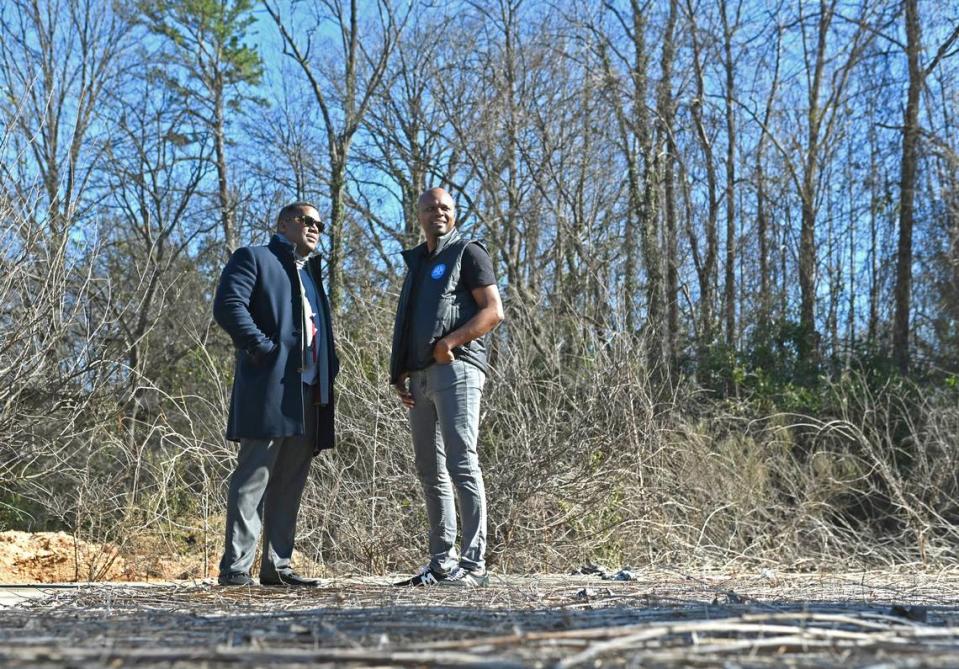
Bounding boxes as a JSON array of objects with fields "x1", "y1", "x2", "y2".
[
  {"x1": 791, "y1": 0, "x2": 876, "y2": 367},
  {"x1": 753, "y1": 19, "x2": 783, "y2": 330},
  {"x1": 0, "y1": 0, "x2": 131, "y2": 231},
  {"x1": 263, "y1": 0, "x2": 408, "y2": 311},
  {"x1": 2, "y1": 0, "x2": 959, "y2": 579},
  {"x1": 431, "y1": 0, "x2": 562, "y2": 318},
  {"x1": 596, "y1": 0, "x2": 665, "y2": 364},
  {"x1": 436, "y1": 0, "x2": 531, "y2": 298},
  {"x1": 139, "y1": 0, "x2": 264, "y2": 256},
  {"x1": 356, "y1": 13, "x2": 459, "y2": 253},
  {"x1": 657, "y1": 0, "x2": 681, "y2": 366},
  {"x1": 891, "y1": 0, "x2": 959, "y2": 373},
  {"x1": 242, "y1": 67, "x2": 326, "y2": 204},
  {"x1": 100, "y1": 79, "x2": 214, "y2": 394},
  {"x1": 684, "y1": 0, "x2": 720, "y2": 372},
  {"x1": 720, "y1": 0, "x2": 742, "y2": 351},
  {"x1": 926, "y1": 75, "x2": 959, "y2": 367}
]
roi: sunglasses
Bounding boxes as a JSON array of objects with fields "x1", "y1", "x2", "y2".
[{"x1": 293, "y1": 215, "x2": 324, "y2": 231}]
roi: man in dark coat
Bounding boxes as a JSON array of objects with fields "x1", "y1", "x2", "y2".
[{"x1": 212, "y1": 201, "x2": 338, "y2": 587}]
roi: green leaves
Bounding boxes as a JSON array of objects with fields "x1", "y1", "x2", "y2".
[{"x1": 138, "y1": 0, "x2": 264, "y2": 93}]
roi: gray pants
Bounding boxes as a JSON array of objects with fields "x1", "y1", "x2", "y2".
[
  {"x1": 219, "y1": 385, "x2": 315, "y2": 578},
  {"x1": 409, "y1": 360, "x2": 487, "y2": 573}
]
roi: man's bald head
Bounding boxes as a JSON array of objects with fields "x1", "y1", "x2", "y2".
[
  {"x1": 417, "y1": 187, "x2": 456, "y2": 248},
  {"x1": 418, "y1": 187, "x2": 454, "y2": 208}
]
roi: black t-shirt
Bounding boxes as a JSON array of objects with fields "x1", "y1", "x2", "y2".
[{"x1": 461, "y1": 243, "x2": 496, "y2": 289}]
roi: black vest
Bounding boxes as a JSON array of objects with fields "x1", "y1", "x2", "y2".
[{"x1": 389, "y1": 230, "x2": 490, "y2": 382}]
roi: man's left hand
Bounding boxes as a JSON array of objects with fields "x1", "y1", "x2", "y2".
[{"x1": 433, "y1": 338, "x2": 455, "y2": 364}]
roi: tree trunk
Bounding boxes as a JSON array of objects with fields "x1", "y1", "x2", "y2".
[
  {"x1": 798, "y1": 190, "x2": 818, "y2": 363},
  {"x1": 686, "y1": 0, "x2": 718, "y2": 375},
  {"x1": 623, "y1": 167, "x2": 640, "y2": 334},
  {"x1": 867, "y1": 116, "x2": 880, "y2": 345},
  {"x1": 721, "y1": 0, "x2": 736, "y2": 351},
  {"x1": 214, "y1": 85, "x2": 236, "y2": 255},
  {"x1": 892, "y1": 0, "x2": 922, "y2": 374},
  {"x1": 328, "y1": 152, "x2": 347, "y2": 312},
  {"x1": 797, "y1": 3, "x2": 831, "y2": 370},
  {"x1": 629, "y1": 0, "x2": 664, "y2": 364},
  {"x1": 755, "y1": 27, "x2": 781, "y2": 331},
  {"x1": 658, "y1": 0, "x2": 679, "y2": 366}
]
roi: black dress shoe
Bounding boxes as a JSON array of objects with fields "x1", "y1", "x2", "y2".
[
  {"x1": 218, "y1": 571, "x2": 255, "y2": 586},
  {"x1": 259, "y1": 571, "x2": 320, "y2": 587}
]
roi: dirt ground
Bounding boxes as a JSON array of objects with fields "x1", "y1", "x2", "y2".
[
  {"x1": 0, "y1": 531, "x2": 126, "y2": 582},
  {"x1": 2, "y1": 569, "x2": 958, "y2": 667},
  {"x1": 0, "y1": 531, "x2": 211, "y2": 583},
  {"x1": 0, "y1": 531, "x2": 327, "y2": 584}
]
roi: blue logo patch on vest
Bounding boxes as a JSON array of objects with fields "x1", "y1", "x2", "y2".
[{"x1": 430, "y1": 263, "x2": 447, "y2": 280}]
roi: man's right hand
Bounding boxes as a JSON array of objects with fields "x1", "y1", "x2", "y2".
[{"x1": 392, "y1": 374, "x2": 414, "y2": 409}]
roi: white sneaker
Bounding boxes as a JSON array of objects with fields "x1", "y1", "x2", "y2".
[{"x1": 439, "y1": 566, "x2": 489, "y2": 588}]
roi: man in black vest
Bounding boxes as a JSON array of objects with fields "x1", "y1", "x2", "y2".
[
  {"x1": 213, "y1": 202, "x2": 338, "y2": 587},
  {"x1": 390, "y1": 188, "x2": 504, "y2": 588}
]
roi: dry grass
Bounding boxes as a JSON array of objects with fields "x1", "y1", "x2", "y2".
[
  {"x1": 3, "y1": 570, "x2": 959, "y2": 667},
  {"x1": 3, "y1": 187, "x2": 958, "y2": 581}
]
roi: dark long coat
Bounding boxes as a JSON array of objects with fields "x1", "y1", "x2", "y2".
[{"x1": 213, "y1": 234, "x2": 338, "y2": 453}]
